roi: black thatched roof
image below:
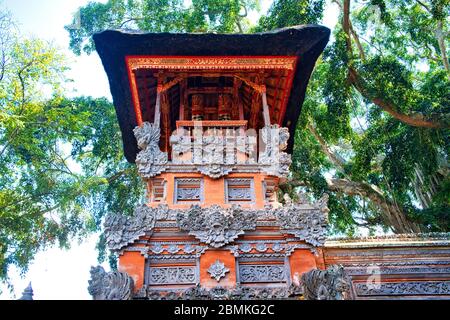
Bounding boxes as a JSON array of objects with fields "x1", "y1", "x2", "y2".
[{"x1": 93, "y1": 25, "x2": 330, "y2": 163}]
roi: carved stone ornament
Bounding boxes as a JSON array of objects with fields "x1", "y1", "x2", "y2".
[
  {"x1": 276, "y1": 193, "x2": 329, "y2": 247},
  {"x1": 239, "y1": 265, "x2": 285, "y2": 283},
  {"x1": 197, "y1": 164, "x2": 234, "y2": 179},
  {"x1": 259, "y1": 125, "x2": 292, "y2": 178},
  {"x1": 149, "y1": 266, "x2": 197, "y2": 285},
  {"x1": 169, "y1": 124, "x2": 292, "y2": 179},
  {"x1": 208, "y1": 260, "x2": 230, "y2": 282},
  {"x1": 143, "y1": 284, "x2": 298, "y2": 300},
  {"x1": 134, "y1": 122, "x2": 168, "y2": 178},
  {"x1": 18, "y1": 282, "x2": 33, "y2": 300},
  {"x1": 354, "y1": 281, "x2": 450, "y2": 296},
  {"x1": 88, "y1": 266, "x2": 134, "y2": 300},
  {"x1": 104, "y1": 204, "x2": 157, "y2": 251},
  {"x1": 301, "y1": 265, "x2": 351, "y2": 300},
  {"x1": 177, "y1": 205, "x2": 257, "y2": 248}
]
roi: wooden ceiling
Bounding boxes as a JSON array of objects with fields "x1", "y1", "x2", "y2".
[{"x1": 129, "y1": 56, "x2": 297, "y2": 143}]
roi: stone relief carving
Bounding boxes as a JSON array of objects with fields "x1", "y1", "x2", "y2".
[
  {"x1": 345, "y1": 266, "x2": 450, "y2": 275},
  {"x1": 88, "y1": 266, "x2": 133, "y2": 300},
  {"x1": 271, "y1": 243, "x2": 284, "y2": 252},
  {"x1": 176, "y1": 187, "x2": 202, "y2": 201},
  {"x1": 197, "y1": 164, "x2": 234, "y2": 179},
  {"x1": 227, "y1": 186, "x2": 252, "y2": 201},
  {"x1": 104, "y1": 204, "x2": 157, "y2": 251},
  {"x1": 239, "y1": 243, "x2": 253, "y2": 253},
  {"x1": 177, "y1": 205, "x2": 257, "y2": 248},
  {"x1": 167, "y1": 244, "x2": 181, "y2": 254},
  {"x1": 239, "y1": 265, "x2": 286, "y2": 283},
  {"x1": 134, "y1": 122, "x2": 168, "y2": 178},
  {"x1": 149, "y1": 243, "x2": 164, "y2": 254},
  {"x1": 276, "y1": 194, "x2": 329, "y2": 247},
  {"x1": 354, "y1": 281, "x2": 450, "y2": 296},
  {"x1": 104, "y1": 198, "x2": 329, "y2": 253},
  {"x1": 301, "y1": 265, "x2": 351, "y2": 300},
  {"x1": 143, "y1": 284, "x2": 298, "y2": 300},
  {"x1": 148, "y1": 266, "x2": 197, "y2": 285},
  {"x1": 208, "y1": 260, "x2": 230, "y2": 282},
  {"x1": 259, "y1": 125, "x2": 292, "y2": 178},
  {"x1": 183, "y1": 244, "x2": 196, "y2": 254},
  {"x1": 169, "y1": 124, "x2": 292, "y2": 179},
  {"x1": 238, "y1": 253, "x2": 286, "y2": 262}
]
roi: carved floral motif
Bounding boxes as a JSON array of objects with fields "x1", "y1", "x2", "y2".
[
  {"x1": 104, "y1": 198, "x2": 329, "y2": 253},
  {"x1": 143, "y1": 284, "x2": 298, "y2": 300},
  {"x1": 239, "y1": 265, "x2": 285, "y2": 283},
  {"x1": 104, "y1": 204, "x2": 157, "y2": 251},
  {"x1": 148, "y1": 266, "x2": 197, "y2": 285},
  {"x1": 355, "y1": 281, "x2": 450, "y2": 296},
  {"x1": 207, "y1": 260, "x2": 230, "y2": 282}
]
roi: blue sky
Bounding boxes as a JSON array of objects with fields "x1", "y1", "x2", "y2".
[{"x1": 0, "y1": 0, "x2": 339, "y2": 300}]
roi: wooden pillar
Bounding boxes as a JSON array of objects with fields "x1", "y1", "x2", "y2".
[
  {"x1": 261, "y1": 90, "x2": 270, "y2": 127},
  {"x1": 154, "y1": 90, "x2": 161, "y2": 127}
]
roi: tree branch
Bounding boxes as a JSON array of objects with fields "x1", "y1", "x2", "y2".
[
  {"x1": 339, "y1": 0, "x2": 449, "y2": 129},
  {"x1": 348, "y1": 67, "x2": 450, "y2": 128},
  {"x1": 343, "y1": 0, "x2": 353, "y2": 58},
  {"x1": 307, "y1": 123, "x2": 347, "y2": 172},
  {"x1": 325, "y1": 177, "x2": 422, "y2": 233},
  {"x1": 414, "y1": 0, "x2": 432, "y2": 13}
]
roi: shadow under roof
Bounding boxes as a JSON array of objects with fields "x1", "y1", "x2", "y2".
[{"x1": 93, "y1": 25, "x2": 330, "y2": 162}]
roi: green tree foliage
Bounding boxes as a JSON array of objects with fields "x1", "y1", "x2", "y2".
[
  {"x1": 65, "y1": 0, "x2": 260, "y2": 55},
  {"x1": 257, "y1": 0, "x2": 449, "y2": 234},
  {"x1": 0, "y1": 12, "x2": 142, "y2": 284}
]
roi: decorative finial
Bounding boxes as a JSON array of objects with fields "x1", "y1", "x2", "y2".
[{"x1": 19, "y1": 282, "x2": 33, "y2": 300}]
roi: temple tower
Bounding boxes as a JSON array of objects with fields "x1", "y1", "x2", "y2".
[{"x1": 88, "y1": 25, "x2": 341, "y2": 300}]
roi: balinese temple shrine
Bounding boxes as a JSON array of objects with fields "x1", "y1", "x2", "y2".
[{"x1": 87, "y1": 25, "x2": 450, "y2": 300}]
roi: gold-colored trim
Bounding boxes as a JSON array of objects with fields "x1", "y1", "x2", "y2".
[{"x1": 127, "y1": 57, "x2": 296, "y2": 71}]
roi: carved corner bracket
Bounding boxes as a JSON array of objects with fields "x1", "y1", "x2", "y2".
[
  {"x1": 104, "y1": 204, "x2": 158, "y2": 251},
  {"x1": 276, "y1": 194, "x2": 329, "y2": 247}
]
